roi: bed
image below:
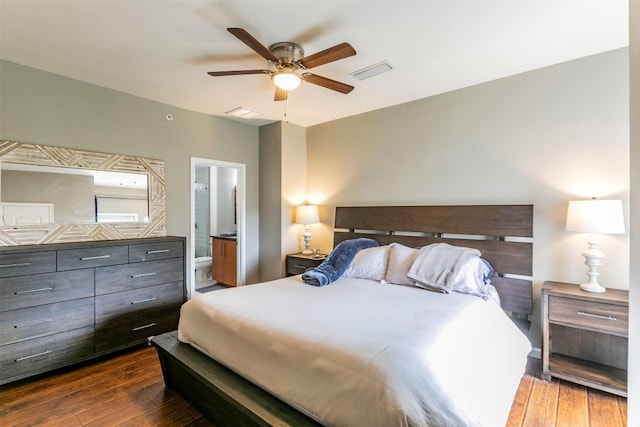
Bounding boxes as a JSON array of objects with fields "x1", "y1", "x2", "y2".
[{"x1": 152, "y1": 205, "x2": 534, "y2": 427}]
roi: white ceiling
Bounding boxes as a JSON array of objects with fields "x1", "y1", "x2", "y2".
[{"x1": 0, "y1": 0, "x2": 629, "y2": 128}]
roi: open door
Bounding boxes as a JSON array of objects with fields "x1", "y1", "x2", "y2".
[{"x1": 189, "y1": 157, "x2": 246, "y2": 298}]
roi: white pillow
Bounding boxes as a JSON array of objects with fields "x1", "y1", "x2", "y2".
[
  {"x1": 383, "y1": 243, "x2": 419, "y2": 286},
  {"x1": 343, "y1": 246, "x2": 390, "y2": 281}
]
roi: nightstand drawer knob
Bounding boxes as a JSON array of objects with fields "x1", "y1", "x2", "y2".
[{"x1": 577, "y1": 311, "x2": 616, "y2": 321}]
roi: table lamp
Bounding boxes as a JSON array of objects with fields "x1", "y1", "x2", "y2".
[
  {"x1": 565, "y1": 199, "x2": 625, "y2": 293},
  {"x1": 296, "y1": 205, "x2": 320, "y2": 255}
]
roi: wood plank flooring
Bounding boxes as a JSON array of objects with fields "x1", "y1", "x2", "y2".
[{"x1": 0, "y1": 345, "x2": 628, "y2": 427}]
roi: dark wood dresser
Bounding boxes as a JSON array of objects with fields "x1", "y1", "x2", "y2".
[{"x1": 0, "y1": 236, "x2": 185, "y2": 385}]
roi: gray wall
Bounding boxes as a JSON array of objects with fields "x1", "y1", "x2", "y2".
[
  {"x1": 259, "y1": 122, "x2": 283, "y2": 281},
  {"x1": 0, "y1": 60, "x2": 261, "y2": 283},
  {"x1": 258, "y1": 121, "x2": 307, "y2": 281}
]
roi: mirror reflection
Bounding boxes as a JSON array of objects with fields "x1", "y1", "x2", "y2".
[{"x1": 0, "y1": 163, "x2": 149, "y2": 225}]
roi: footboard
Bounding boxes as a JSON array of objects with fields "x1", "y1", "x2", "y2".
[{"x1": 151, "y1": 331, "x2": 321, "y2": 427}]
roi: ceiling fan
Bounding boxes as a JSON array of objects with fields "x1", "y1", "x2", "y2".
[{"x1": 207, "y1": 28, "x2": 357, "y2": 101}]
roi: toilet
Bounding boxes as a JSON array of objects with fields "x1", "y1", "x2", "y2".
[{"x1": 194, "y1": 256, "x2": 212, "y2": 284}]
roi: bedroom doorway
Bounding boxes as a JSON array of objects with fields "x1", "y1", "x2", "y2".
[{"x1": 189, "y1": 157, "x2": 246, "y2": 298}]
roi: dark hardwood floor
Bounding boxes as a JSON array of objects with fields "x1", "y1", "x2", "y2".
[{"x1": 0, "y1": 345, "x2": 628, "y2": 427}]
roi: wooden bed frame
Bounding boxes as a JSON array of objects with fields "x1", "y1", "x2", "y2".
[{"x1": 152, "y1": 204, "x2": 533, "y2": 427}]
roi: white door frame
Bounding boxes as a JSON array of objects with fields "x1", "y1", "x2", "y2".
[{"x1": 189, "y1": 157, "x2": 246, "y2": 298}]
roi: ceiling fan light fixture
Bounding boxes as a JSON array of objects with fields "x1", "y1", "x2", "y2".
[{"x1": 272, "y1": 68, "x2": 301, "y2": 91}]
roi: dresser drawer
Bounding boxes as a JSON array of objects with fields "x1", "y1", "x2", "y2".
[
  {"x1": 549, "y1": 295, "x2": 628, "y2": 336},
  {"x1": 95, "y1": 281, "x2": 183, "y2": 321},
  {"x1": 0, "y1": 269, "x2": 94, "y2": 312},
  {"x1": 0, "y1": 251, "x2": 56, "y2": 278},
  {"x1": 0, "y1": 298, "x2": 94, "y2": 345},
  {"x1": 95, "y1": 257, "x2": 184, "y2": 295},
  {"x1": 0, "y1": 326, "x2": 94, "y2": 384},
  {"x1": 95, "y1": 304, "x2": 180, "y2": 352},
  {"x1": 57, "y1": 245, "x2": 128, "y2": 271},
  {"x1": 129, "y1": 241, "x2": 184, "y2": 263}
]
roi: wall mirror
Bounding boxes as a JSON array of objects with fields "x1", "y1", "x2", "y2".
[{"x1": 0, "y1": 140, "x2": 166, "y2": 246}]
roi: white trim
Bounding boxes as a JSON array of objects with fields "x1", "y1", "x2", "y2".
[
  {"x1": 0, "y1": 202, "x2": 54, "y2": 225},
  {"x1": 189, "y1": 157, "x2": 246, "y2": 299}
]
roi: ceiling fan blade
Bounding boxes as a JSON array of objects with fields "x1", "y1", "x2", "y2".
[
  {"x1": 302, "y1": 73, "x2": 354, "y2": 94},
  {"x1": 298, "y1": 42, "x2": 356, "y2": 69},
  {"x1": 274, "y1": 87, "x2": 288, "y2": 102},
  {"x1": 207, "y1": 69, "x2": 270, "y2": 76},
  {"x1": 227, "y1": 28, "x2": 279, "y2": 63}
]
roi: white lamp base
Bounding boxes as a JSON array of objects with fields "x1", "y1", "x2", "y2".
[
  {"x1": 579, "y1": 282, "x2": 606, "y2": 293},
  {"x1": 302, "y1": 225, "x2": 313, "y2": 255},
  {"x1": 579, "y1": 238, "x2": 606, "y2": 293}
]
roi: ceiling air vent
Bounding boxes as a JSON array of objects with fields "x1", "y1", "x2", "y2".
[
  {"x1": 350, "y1": 61, "x2": 393, "y2": 81},
  {"x1": 225, "y1": 106, "x2": 262, "y2": 119}
]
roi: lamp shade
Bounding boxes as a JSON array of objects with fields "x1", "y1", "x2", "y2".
[
  {"x1": 296, "y1": 205, "x2": 319, "y2": 225},
  {"x1": 565, "y1": 199, "x2": 625, "y2": 234}
]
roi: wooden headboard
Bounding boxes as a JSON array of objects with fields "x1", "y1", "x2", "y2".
[{"x1": 333, "y1": 205, "x2": 533, "y2": 320}]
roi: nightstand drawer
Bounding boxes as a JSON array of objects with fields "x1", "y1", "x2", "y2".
[
  {"x1": 549, "y1": 296, "x2": 628, "y2": 335},
  {"x1": 286, "y1": 257, "x2": 321, "y2": 275}
]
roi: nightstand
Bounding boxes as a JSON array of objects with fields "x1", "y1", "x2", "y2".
[
  {"x1": 286, "y1": 253, "x2": 325, "y2": 276},
  {"x1": 542, "y1": 281, "x2": 628, "y2": 396}
]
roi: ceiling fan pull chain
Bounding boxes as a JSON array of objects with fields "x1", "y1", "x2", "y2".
[{"x1": 284, "y1": 98, "x2": 289, "y2": 123}]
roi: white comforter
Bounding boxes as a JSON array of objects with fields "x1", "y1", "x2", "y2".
[{"x1": 178, "y1": 276, "x2": 531, "y2": 427}]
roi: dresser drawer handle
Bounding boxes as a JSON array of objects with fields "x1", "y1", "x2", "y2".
[
  {"x1": 132, "y1": 323, "x2": 156, "y2": 332},
  {"x1": 15, "y1": 350, "x2": 52, "y2": 362},
  {"x1": 131, "y1": 297, "x2": 157, "y2": 305},
  {"x1": 131, "y1": 272, "x2": 156, "y2": 278},
  {"x1": 146, "y1": 249, "x2": 170, "y2": 254},
  {"x1": 80, "y1": 255, "x2": 111, "y2": 261},
  {"x1": 14, "y1": 287, "x2": 54, "y2": 295},
  {"x1": 14, "y1": 318, "x2": 54, "y2": 328},
  {"x1": 294, "y1": 264, "x2": 309, "y2": 269},
  {"x1": 0, "y1": 262, "x2": 32, "y2": 268},
  {"x1": 577, "y1": 311, "x2": 617, "y2": 321}
]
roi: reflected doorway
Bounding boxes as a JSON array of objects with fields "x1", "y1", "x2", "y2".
[{"x1": 189, "y1": 157, "x2": 246, "y2": 298}]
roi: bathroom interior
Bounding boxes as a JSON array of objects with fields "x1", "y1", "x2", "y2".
[{"x1": 194, "y1": 164, "x2": 238, "y2": 294}]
